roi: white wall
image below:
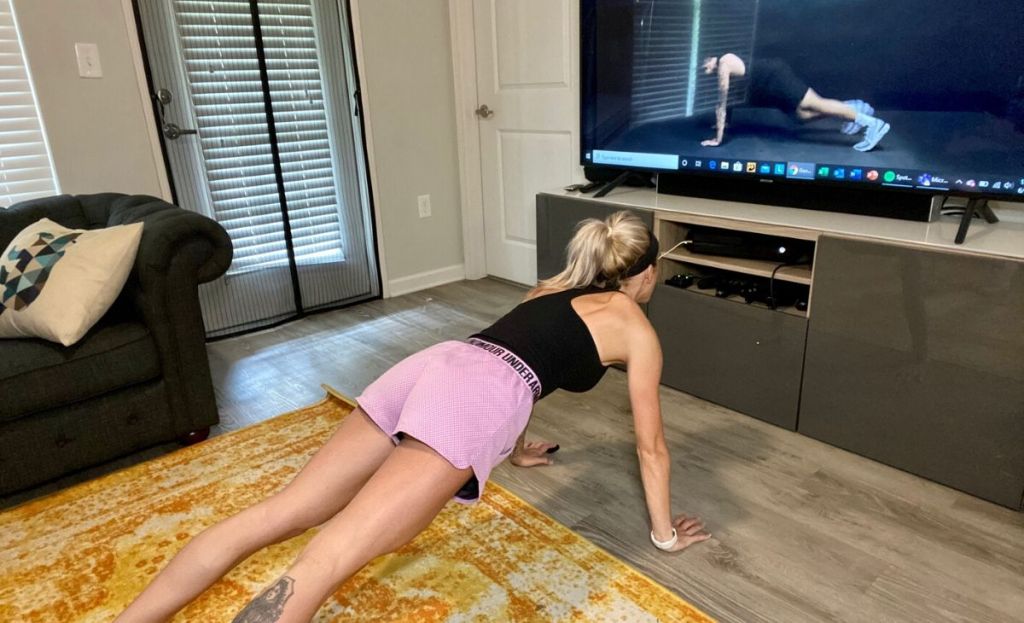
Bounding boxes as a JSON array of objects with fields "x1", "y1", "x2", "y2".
[
  {"x1": 353, "y1": 0, "x2": 465, "y2": 290},
  {"x1": 13, "y1": 0, "x2": 168, "y2": 198}
]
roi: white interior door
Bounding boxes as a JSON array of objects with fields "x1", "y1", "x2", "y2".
[{"x1": 473, "y1": 0, "x2": 580, "y2": 285}]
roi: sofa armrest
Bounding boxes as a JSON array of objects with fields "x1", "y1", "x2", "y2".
[
  {"x1": 83, "y1": 194, "x2": 233, "y2": 433},
  {"x1": 93, "y1": 194, "x2": 233, "y2": 283}
]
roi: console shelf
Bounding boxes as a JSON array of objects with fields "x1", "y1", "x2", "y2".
[
  {"x1": 661, "y1": 249, "x2": 813, "y2": 285},
  {"x1": 654, "y1": 211, "x2": 815, "y2": 317},
  {"x1": 663, "y1": 282, "x2": 808, "y2": 318}
]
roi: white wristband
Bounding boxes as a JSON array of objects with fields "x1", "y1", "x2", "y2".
[{"x1": 650, "y1": 528, "x2": 678, "y2": 551}]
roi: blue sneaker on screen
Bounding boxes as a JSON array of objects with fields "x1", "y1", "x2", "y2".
[
  {"x1": 842, "y1": 100, "x2": 875, "y2": 135},
  {"x1": 854, "y1": 117, "x2": 891, "y2": 152}
]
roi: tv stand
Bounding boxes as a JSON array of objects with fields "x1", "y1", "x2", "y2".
[
  {"x1": 537, "y1": 188, "x2": 1024, "y2": 509},
  {"x1": 954, "y1": 198, "x2": 1000, "y2": 244},
  {"x1": 592, "y1": 171, "x2": 631, "y2": 198}
]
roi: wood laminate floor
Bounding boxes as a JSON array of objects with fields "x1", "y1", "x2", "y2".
[{"x1": 4, "y1": 278, "x2": 1023, "y2": 622}]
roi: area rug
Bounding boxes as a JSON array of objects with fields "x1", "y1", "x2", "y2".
[{"x1": 0, "y1": 391, "x2": 715, "y2": 622}]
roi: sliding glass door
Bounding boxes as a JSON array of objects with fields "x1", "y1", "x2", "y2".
[{"x1": 136, "y1": 0, "x2": 378, "y2": 336}]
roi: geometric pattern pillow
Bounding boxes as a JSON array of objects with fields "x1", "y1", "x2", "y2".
[
  {"x1": 1, "y1": 230, "x2": 82, "y2": 312},
  {"x1": 0, "y1": 218, "x2": 144, "y2": 346}
]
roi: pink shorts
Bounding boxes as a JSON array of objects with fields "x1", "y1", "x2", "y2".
[{"x1": 356, "y1": 340, "x2": 538, "y2": 503}]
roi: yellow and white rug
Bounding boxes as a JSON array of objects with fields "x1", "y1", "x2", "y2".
[{"x1": 0, "y1": 393, "x2": 715, "y2": 622}]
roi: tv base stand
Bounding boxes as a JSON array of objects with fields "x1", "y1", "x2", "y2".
[{"x1": 954, "y1": 198, "x2": 1000, "y2": 244}]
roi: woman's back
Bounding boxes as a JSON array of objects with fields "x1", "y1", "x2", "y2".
[{"x1": 471, "y1": 286, "x2": 641, "y2": 400}]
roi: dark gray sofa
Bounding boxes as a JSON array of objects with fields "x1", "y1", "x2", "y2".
[{"x1": 0, "y1": 193, "x2": 232, "y2": 495}]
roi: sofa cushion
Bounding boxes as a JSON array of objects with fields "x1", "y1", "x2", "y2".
[{"x1": 0, "y1": 318, "x2": 160, "y2": 422}]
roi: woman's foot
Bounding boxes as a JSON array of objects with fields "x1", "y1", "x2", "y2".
[
  {"x1": 854, "y1": 115, "x2": 891, "y2": 152},
  {"x1": 842, "y1": 100, "x2": 875, "y2": 135}
]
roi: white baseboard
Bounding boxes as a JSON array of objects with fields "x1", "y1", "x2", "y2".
[{"x1": 387, "y1": 264, "x2": 466, "y2": 298}]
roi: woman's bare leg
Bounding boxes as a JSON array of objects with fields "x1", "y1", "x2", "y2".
[
  {"x1": 230, "y1": 435, "x2": 473, "y2": 623},
  {"x1": 115, "y1": 407, "x2": 396, "y2": 623}
]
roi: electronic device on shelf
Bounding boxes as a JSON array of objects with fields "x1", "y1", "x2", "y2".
[
  {"x1": 683, "y1": 227, "x2": 814, "y2": 263},
  {"x1": 671, "y1": 268, "x2": 810, "y2": 311},
  {"x1": 579, "y1": 0, "x2": 1024, "y2": 238},
  {"x1": 664, "y1": 273, "x2": 695, "y2": 289}
]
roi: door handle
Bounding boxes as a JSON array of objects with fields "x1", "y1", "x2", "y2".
[
  {"x1": 154, "y1": 88, "x2": 198, "y2": 140},
  {"x1": 162, "y1": 123, "x2": 198, "y2": 140},
  {"x1": 474, "y1": 104, "x2": 495, "y2": 119}
]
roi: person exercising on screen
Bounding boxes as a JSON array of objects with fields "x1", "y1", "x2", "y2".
[{"x1": 701, "y1": 53, "x2": 891, "y2": 152}]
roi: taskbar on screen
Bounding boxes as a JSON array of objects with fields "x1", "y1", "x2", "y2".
[{"x1": 587, "y1": 150, "x2": 1024, "y2": 197}]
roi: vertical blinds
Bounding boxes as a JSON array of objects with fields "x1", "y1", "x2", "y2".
[
  {"x1": 259, "y1": 0, "x2": 345, "y2": 264},
  {"x1": 630, "y1": 0, "x2": 694, "y2": 125},
  {"x1": 630, "y1": 0, "x2": 759, "y2": 124},
  {"x1": 0, "y1": 0, "x2": 57, "y2": 207},
  {"x1": 173, "y1": 0, "x2": 345, "y2": 272},
  {"x1": 692, "y1": 0, "x2": 759, "y2": 113}
]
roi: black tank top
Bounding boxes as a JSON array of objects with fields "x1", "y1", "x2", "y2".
[{"x1": 470, "y1": 287, "x2": 609, "y2": 400}]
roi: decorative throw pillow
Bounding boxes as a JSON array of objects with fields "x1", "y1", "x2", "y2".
[{"x1": 0, "y1": 218, "x2": 144, "y2": 346}]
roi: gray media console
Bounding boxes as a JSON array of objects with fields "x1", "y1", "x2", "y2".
[{"x1": 537, "y1": 190, "x2": 1024, "y2": 509}]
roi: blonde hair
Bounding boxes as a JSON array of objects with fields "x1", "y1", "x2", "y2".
[{"x1": 538, "y1": 210, "x2": 651, "y2": 291}]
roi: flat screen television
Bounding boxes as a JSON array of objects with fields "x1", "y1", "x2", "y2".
[{"x1": 581, "y1": 0, "x2": 1024, "y2": 212}]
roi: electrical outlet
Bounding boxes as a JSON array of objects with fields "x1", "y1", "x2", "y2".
[{"x1": 417, "y1": 194, "x2": 431, "y2": 218}]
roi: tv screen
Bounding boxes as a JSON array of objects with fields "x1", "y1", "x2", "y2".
[{"x1": 581, "y1": 0, "x2": 1024, "y2": 199}]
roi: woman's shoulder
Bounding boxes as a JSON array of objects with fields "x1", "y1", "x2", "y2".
[
  {"x1": 524, "y1": 284, "x2": 605, "y2": 302},
  {"x1": 582, "y1": 289, "x2": 649, "y2": 329},
  {"x1": 524, "y1": 285, "x2": 558, "y2": 302},
  {"x1": 524, "y1": 285, "x2": 647, "y2": 320}
]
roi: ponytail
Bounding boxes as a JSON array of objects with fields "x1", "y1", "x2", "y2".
[{"x1": 538, "y1": 211, "x2": 653, "y2": 290}]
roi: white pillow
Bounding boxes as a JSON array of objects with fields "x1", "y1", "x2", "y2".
[{"x1": 0, "y1": 218, "x2": 144, "y2": 346}]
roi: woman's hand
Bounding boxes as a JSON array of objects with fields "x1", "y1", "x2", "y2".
[
  {"x1": 701, "y1": 138, "x2": 721, "y2": 147},
  {"x1": 658, "y1": 514, "x2": 712, "y2": 552},
  {"x1": 510, "y1": 441, "x2": 559, "y2": 467}
]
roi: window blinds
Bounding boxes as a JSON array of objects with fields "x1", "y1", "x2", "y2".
[
  {"x1": 630, "y1": 0, "x2": 695, "y2": 125},
  {"x1": 0, "y1": 0, "x2": 57, "y2": 207},
  {"x1": 692, "y1": 0, "x2": 760, "y2": 113},
  {"x1": 173, "y1": 0, "x2": 345, "y2": 272},
  {"x1": 630, "y1": 0, "x2": 759, "y2": 124}
]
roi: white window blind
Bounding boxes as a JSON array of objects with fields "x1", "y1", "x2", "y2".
[
  {"x1": 630, "y1": 0, "x2": 695, "y2": 125},
  {"x1": 260, "y1": 0, "x2": 345, "y2": 265},
  {"x1": 692, "y1": 0, "x2": 759, "y2": 113},
  {"x1": 631, "y1": 0, "x2": 758, "y2": 124},
  {"x1": 174, "y1": 0, "x2": 345, "y2": 273},
  {"x1": 0, "y1": 0, "x2": 57, "y2": 207}
]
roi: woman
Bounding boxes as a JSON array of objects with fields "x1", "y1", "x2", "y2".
[{"x1": 116, "y1": 211, "x2": 710, "y2": 623}]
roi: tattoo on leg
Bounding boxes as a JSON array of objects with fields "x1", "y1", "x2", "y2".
[{"x1": 231, "y1": 576, "x2": 295, "y2": 623}]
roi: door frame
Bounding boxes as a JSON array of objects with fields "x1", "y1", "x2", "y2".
[
  {"x1": 120, "y1": 0, "x2": 172, "y2": 202},
  {"x1": 125, "y1": 0, "x2": 391, "y2": 297},
  {"x1": 448, "y1": 0, "x2": 487, "y2": 280},
  {"x1": 347, "y1": 0, "x2": 391, "y2": 296},
  {"x1": 449, "y1": 0, "x2": 583, "y2": 282}
]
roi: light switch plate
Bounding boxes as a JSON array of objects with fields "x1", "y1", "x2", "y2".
[
  {"x1": 75, "y1": 43, "x2": 102, "y2": 78},
  {"x1": 417, "y1": 194, "x2": 431, "y2": 218}
]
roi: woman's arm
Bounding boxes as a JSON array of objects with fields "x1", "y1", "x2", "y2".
[
  {"x1": 702, "y1": 68, "x2": 731, "y2": 147},
  {"x1": 510, "y1": 424, "x2": 559, "y2": 467},
  {"x1": 626, "y1": 314, "x2": 711, "y2": 551},
  {"x1": 626, "y1": 320, "x2": 675, "y2": 540}
]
